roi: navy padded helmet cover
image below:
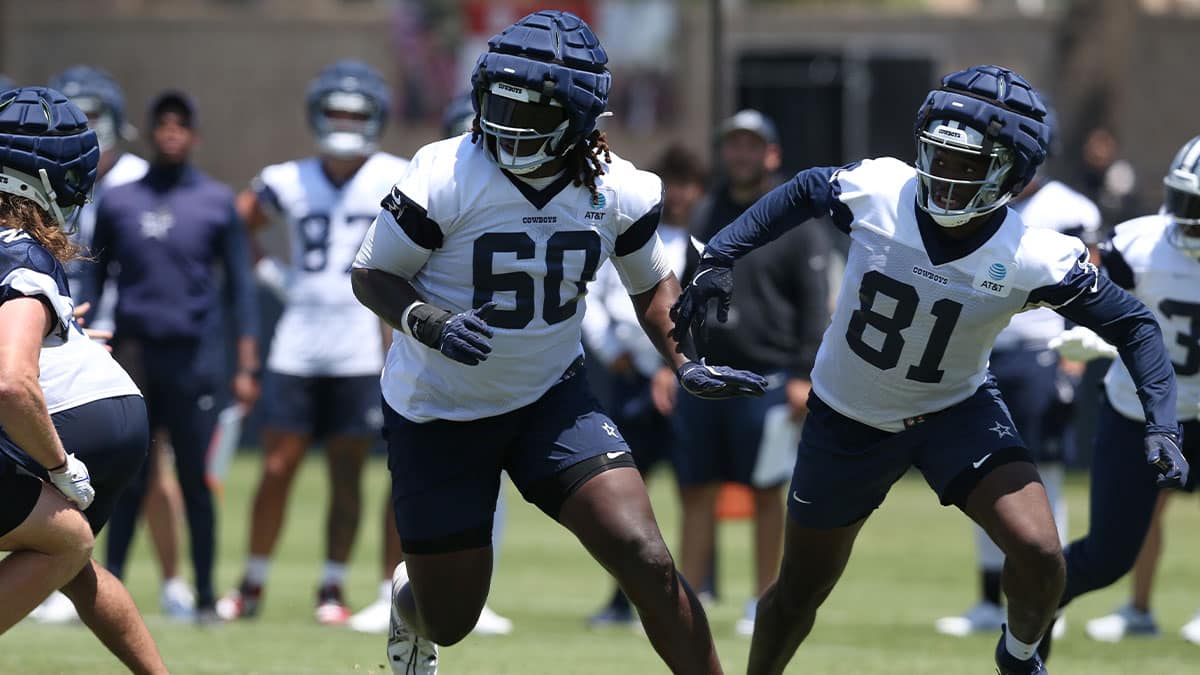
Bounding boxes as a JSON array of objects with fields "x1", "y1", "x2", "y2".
[
  {"x1": 0, "y1": 86, "x2": 99, "y2": 208},
  {"x1": 915, "y1": 65, "x2": 1051, "y2": 195},
  {"x1": 470, "y1": 10, "x2": 611, "y2": 150}
]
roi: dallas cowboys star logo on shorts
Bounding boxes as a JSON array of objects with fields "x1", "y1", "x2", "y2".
[
  {"x1": 989, "y1": 421, "x2": 1013, "y2": 439},
  {"x1": 601, "y1": 421, "x2": 620, "y2": 438}
]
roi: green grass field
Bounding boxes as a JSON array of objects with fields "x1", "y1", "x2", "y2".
[{"x1": 6, "y1": 455, "x2": 1200, "y2": 674}]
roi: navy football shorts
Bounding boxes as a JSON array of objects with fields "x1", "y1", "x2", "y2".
[
  {"x1": 262, "y1": 371, "x2": 383, "y2": 440},
  {"x1": 671, "y1": 372, "x2": 797, "y2": 488},
  {"x1": 990, "y1": 346, "x2": 1063, "y2": 463},
  {"x1": 787, "y1": 376, "x2": 1032, "y2": 529},
  {"x1": 385, "y1": 359, "x2": 630, "y2": 549},
  {"x1": 0, "y1": 395, "x2": 148, "y2": 534}
]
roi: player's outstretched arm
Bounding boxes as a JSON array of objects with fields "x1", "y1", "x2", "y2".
[
  {"x1": 1050, "y1": 273, "x2": 1187, "y2": 487},
  {"x1": 633, "y1": 273, "x2": 767, "y2": 399},
  {"x1": 670, "y1": 166, "x2": 844, "y2": 347}
]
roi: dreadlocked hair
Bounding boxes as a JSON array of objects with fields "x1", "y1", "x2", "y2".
[
  {"x1": 470, "y1": 120, "x2": 613, "y2": 199},
  {"x1": 566, "y1": 130, "x2": 611, "y2": 200},
  {"x1": 0, "y1": 194, "x2": 83, "y2": 263}
]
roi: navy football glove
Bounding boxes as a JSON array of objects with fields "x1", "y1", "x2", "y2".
[
  {"x1": 669, "y1": 257, "x2": 734, "y2": 351},
  {"x1": 677, "y1": 359, "x2": 768, "y2": 399},
  {"x1": 406, "y1": 301, "x2": 496, "y2": 366},
  {"x1": 1145, "y1": 432, "x2": 1189, "y2": 489}
]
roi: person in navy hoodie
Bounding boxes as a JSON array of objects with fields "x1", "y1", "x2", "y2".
[{"x1": 83, "y1": 89, "x2": 260, "y2": 623}]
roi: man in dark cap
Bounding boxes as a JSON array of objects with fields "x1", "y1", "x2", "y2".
[{"x1": 84, "y1": 89, "x2": 261, "y2": 623}]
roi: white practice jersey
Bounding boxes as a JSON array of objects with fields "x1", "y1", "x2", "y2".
[
  {"x1": 1103, "y1": 215, "x2": 1200, "y2": 422},
  {"x1": 994, "y1": 180, "x2": 1102, "y2": 350},
  {"x1": 357, "y1": 137, "x2": 668, "y2": 422},
  {"x1": 0, "y1": 229, "x2": 140, "y2": 414},
  {"x1": 582, "y1": 225, "x2": 697, "y2": 378},
  {"x1": 810, "y1": 158, "x2": 1094, "y2": 431},
  {"x1": 257, "y1": 152, "x2": 410, "y2": 376}
]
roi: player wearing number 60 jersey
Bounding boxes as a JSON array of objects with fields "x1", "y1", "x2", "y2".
[
  {"x1": 352, "y1": 11, "x2": 766, "y2": 674},
  {"x1": 671, "y1": 65, "x2": 1183, "y2": 675}
]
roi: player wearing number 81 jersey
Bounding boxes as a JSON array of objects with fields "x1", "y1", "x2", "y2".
[{"x1": 671, "y1": 65, "x2": 1183, "y2": 675}]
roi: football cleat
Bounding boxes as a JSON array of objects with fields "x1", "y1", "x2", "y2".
[
  {"x1": 29, "y1": 591, "x2": 80, "y2": 624},
  {"x1": 1085, "y1": 604, "x2": 1159, "y2": 642},
  {"x1": 935, "y1": 601, "x2": 1005, "y2": 637},
  {"x1": 388, "y1": 563, "x2": 438, "y2": 674},
  {"x1": 160, "y1": 577, "x2": 196, "y2": 622},
  {"x1": 472, "y1": 605, "x2": 513, "y2": 636},
  {"x1": 215, "y1": 580, "x2": 262, "y2": 621},
  {"x1": 315, "y1": 584, "x2": 352, "y2": 626},
  {"x1": 586, "y1": 601, "x2": 636, "y2": 629},
  {"x1": 995, "y1": 625, "x2": 1048, "y2": 675}
]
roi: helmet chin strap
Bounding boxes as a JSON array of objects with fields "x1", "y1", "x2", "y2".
[{"x1": 925, "y1": 192, "x2": 1012, "y2": 229}]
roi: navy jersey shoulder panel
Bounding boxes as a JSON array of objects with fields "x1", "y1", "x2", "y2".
[
  {"x1": 826, "y1": 162, "x2": 861, "y2": 233},
  {"x1": 381, "y1": 185, "x2": 445, "y2": 250},
  {"x1": 1098, "y1": 239, "x2": 1136, "y2": 290},
  {"x1": 615, "y1": 202, "x2": 662, "y2": 256},
  {"x1": 1025, "y1": 253, "x2": 1098, "y2": 309}
]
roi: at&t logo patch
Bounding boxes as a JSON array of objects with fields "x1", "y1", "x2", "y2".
[{"x1": 974, "y1": 261, "x2": 1012, "y2": 297}]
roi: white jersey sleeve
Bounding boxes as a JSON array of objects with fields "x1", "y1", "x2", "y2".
[{"x1": 606, "y1": 166, "x2": 669, "y2": 294}]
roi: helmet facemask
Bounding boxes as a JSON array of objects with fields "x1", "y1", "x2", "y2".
[
  {"x1": 313, "y1": 90, "x2": 383, "y2": 159},
  {"x1": 479, "y1": 82, "x2": 570, "y2": 175},
  {"x1": 915, "y1": 119, "x2": 1015, "y2": 228},
  {"x1": 1165, "y1": 168, "x2": 1200, "y2": 257}
]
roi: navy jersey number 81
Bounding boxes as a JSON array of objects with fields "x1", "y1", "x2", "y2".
[{"x1": 845, "y1": 271, "x2": 964, "y2": 384}]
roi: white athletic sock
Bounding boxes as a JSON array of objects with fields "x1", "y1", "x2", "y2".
[
  {"x1": 321, "y1": 561, "x2": 348, "y2": 587},
  {"x1": 379, "y1": 580, "x2": 392, "y2": 602},
  {"x1": 245, "y1": 556, "x2": 271, "y2": 586},
  {"x1": 1005, "y1": 628, "x2": 1040, "y2": 661}
]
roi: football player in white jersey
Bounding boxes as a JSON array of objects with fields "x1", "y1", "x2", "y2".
[
  {"x1": 352, "y1": 11, "x2": 766, "y2": 674},
  {"x1": 37, "y1": 65, "x2": 195, "y2": 624},
  {"x1": 0, "y1": 86, "x2": 167, "y2": 671},
  {"x1": 935, "y1": 116, "x2": 1102, "y2": 637},
  {"x1": 217, "y1": 61, "x2": 407, "y2": 626},
  {"x1": 1047, "y1": 134, "x2": 1200, "y2": 645},
  {"x1": 672, "y1": 65, "x2": 1185, "y2": 675}
]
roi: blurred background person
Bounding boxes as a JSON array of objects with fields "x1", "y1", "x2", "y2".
[
  {"x1": 84, "y1": 90, "x2": 261, "y2": 623},
  {"x1": 581, "y1": 142, "x2": 708, "y2": 628},
  {"x1": 1079, "y1": 127, "x2": 1142, "y2": 232},
  {"x1": 935, "y1": 110, "x2": 1100, "y2": 638},
  {"x1": 31, "y1": 64, "x2": 195, "y2": 625},
  {"x1": 218, "y1": 60, "x2": 407, "y2": 626},
  {"x1": 678, "y1": 109, "x2": 832, "y2": 636}
]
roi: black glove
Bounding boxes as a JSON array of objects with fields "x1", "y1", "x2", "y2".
[
  {"x1": 677, "y1": 359, "x2": 768, "y2": 399},
  {"x1": 669, "y1": 257, "x2": 734, "y2": 352},
  {"x1": 1144, "y1": 432, "x2": 1189, "y2": 489},
  {"x1": 407, "y1": 301, "x2": 496, "y2": 366}
]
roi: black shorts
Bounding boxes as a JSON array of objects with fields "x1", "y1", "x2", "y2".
[
  {"x1": 0, "y1": 395, "x2": 148, "y2": 534},
  {"x1": 261, "y1": 372, "x2": 383, "y2": 440},
  {"x1": 0, "y1": 459, "x2": 42, "y2": 539}
]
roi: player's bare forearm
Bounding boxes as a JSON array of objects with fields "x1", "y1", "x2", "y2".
[
  {"x1": 632, "y1": 273, "x2": 689, "y2": 370},
  {"x1": 0, "y1": 299, "x2": 67, "y2": 470},
  {"x1": 236, "y1": 335, "x2": 259, "y2": 374},
  {"x1": 351, "y1": 267, "x2": 423, "y2": 332}
]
